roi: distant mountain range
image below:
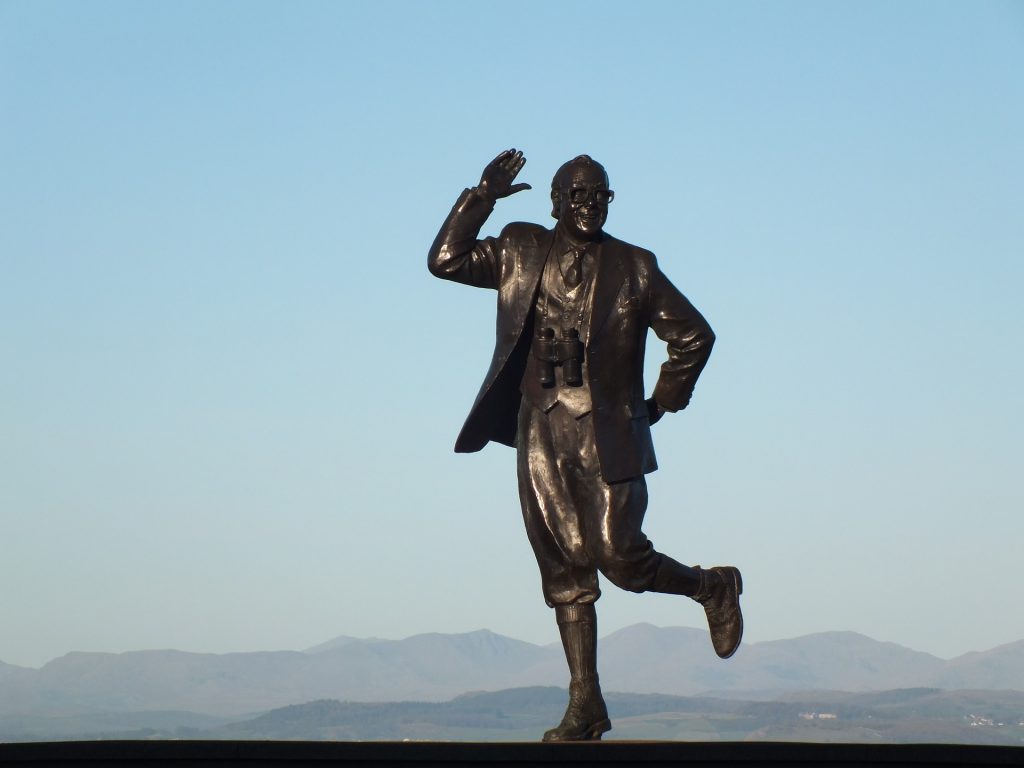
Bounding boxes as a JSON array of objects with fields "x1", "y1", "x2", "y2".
[{"x1": 1, "y1": 625, "x2": 1022, "y2": 719}]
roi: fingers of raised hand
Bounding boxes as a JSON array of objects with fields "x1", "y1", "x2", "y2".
[
  {"x1": 490, "y1": 148, "x2": 514, "y2": 167},
  {"x1": 511, "y1": 155, "x2": 526, "y2": 180},
  {"x1": 500, "y1": 149, "x2": 525, "y2": 175}
]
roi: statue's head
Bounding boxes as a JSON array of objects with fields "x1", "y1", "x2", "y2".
[{"x1": 550, "y1": 155, "x2": 613, "y2": 240}]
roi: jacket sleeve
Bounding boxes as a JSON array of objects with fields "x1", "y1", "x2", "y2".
[
  {"x1": 648, "y1": 259, "x2": 715, "y2": 412},
  {"x1": 427, "y1": 187, "x2": 502, "y2": 290}
]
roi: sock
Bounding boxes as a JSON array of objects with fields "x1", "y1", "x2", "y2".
[
  {"x1": 649, "y1": 555, "x2": 702, "y2": 597},
  {"x1": 554, "y1": 603, "x2": 598, "y2": 682}
]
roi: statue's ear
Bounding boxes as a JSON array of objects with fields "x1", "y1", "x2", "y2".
[{"x1": 550, "y1": 189, "x2": 561, "y2": 220}]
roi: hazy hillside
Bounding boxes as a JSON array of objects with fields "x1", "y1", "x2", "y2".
[
  {"x1": 197, "y1": 687, "x2": 1024, "y2": 745},
  {"x1": 595, "y1": 626, "x2": 948, "y2": 695},
  {"x1": 0, "y1": 631, "x2": 561, "y2": 717},
  {"x1": 5, "y1": 687, "x2": 1022, "y2": 745},
  {"x1": 0, "y1": 662, "x2": 33, "y2": 685},
  {"x1": 933, "y1": 641, "x2": 1024, "y2": 690},
  {"x1": 1, "y1": 626, "x2": 1022, "y2": 720}
]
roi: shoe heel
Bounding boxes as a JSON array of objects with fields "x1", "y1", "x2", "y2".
[{"x1": 587, "y1": 718, "x2": 612, "y2": 740}]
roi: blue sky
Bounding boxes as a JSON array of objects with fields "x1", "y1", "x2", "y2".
[{"x1": 2, "y1": 1, "x2": 1022, "y2": 669}]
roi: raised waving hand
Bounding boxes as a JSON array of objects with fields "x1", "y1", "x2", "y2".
[{"x1": 478, "y1": 148, "x2": 532, "y2": 200}]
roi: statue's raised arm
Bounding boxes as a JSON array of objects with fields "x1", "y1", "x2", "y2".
[{"x1": 427, "y1": 148, "x2": 535, "y2": 289}]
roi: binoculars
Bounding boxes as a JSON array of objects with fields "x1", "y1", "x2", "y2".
[{"x1": 535, "y1": 327, "x2": 585, "y2": 387}]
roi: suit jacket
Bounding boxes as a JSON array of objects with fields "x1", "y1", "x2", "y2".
[{"x1": 428, "y1": 187, "x2": 715, "y2": 483}]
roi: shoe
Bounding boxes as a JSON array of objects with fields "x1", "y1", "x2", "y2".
[
  {"x1": 694, "y1": 566, "x2": 743, "y2": 659},
  {"x1": 542, "y1": 678, "x2": 612, "y2": 742}
]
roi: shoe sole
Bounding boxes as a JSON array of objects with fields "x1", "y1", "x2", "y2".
[
  {"x1": 542, "y1": 718, "x2": 612, "y2": 742},
  {"x1": 719, "y1": 566, "x2": 743, "y2": 660}
]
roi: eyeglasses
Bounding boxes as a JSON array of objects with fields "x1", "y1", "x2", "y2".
[{"x1": 569, "y1": 187, "x2": 614, "y2": 205}]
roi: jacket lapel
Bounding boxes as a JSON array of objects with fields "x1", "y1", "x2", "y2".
[
  {"x1": 515, "y1": 227, "x2": 554, "y2": 323},
  {"x1": 589, "y1": 236, "x2": 627, "y2": 343}
]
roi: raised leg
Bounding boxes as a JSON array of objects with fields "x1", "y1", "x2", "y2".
[{"x1": 651, "y1": 556, "x2": 744, "y2": 659}]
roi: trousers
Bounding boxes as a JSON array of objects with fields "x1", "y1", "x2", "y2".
[{"x1": 516, "y1": 399, "x2": 663, "y2": 606}]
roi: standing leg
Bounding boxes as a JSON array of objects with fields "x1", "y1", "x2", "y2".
[
  {"x1": 517, "y1": 402, "x2": 609, "y2": 740},
  {"x1": 542, "y1": 603, "x2": 611, "y2": 742}
]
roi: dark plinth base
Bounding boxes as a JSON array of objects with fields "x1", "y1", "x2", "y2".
[{"x1": 0, "y1": 741, "x2": 1022, "y2": 768}]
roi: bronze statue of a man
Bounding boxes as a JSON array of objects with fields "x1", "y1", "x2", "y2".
[{"x1": 428, "y1": 149, "x2": 743, "y2": 741}]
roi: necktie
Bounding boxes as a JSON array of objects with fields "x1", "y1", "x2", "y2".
[{"x1": 564, "y1": 247, "x2": 584, "y2": 289}]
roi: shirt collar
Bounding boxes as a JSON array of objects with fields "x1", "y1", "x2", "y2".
[{"x1": 554, "y1": 223, "x2": 603, "y2": 253}]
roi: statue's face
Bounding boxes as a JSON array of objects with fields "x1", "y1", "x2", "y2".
[{"x1": 556, "y1": 164, "x2": 612, "y2": 240}]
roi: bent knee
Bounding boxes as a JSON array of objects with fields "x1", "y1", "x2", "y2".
[
  {"x1": 595, "y1": 536, "x2": 659, "y2": 592},
  {"x1": 597, "y1": 557, "x2": 651, "y2": 593}
]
